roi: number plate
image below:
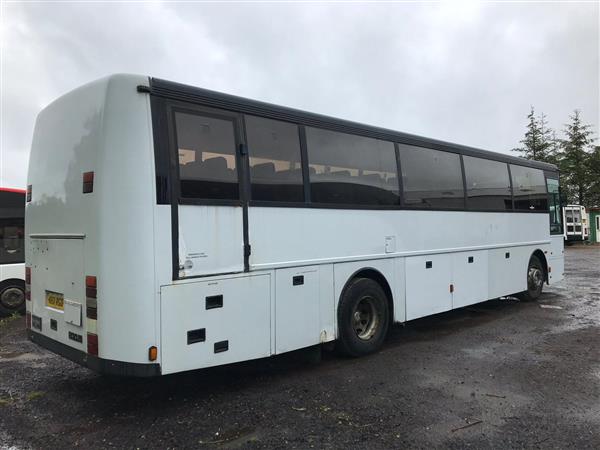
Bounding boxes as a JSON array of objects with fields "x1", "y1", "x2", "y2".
[{"x1": 46, "y1": 291, "x2": 64, "y2": 311}]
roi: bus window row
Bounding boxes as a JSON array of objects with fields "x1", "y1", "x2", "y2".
[{"x1": 174, "y1": 109, "x2": 549, "y2": 211}]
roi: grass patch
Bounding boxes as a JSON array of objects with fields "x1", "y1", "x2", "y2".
[
  {"x1": 0, "y1": 398, "x2": 14, "y2": 406},
  {"x1": 0, "y1": 312, "x2": 21, "y2": 329},
  {"x1": 26, "y1": 391, "x2": 45, "y2": 401}
]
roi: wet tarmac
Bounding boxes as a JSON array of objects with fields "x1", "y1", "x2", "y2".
[{"x1": 1, "y1": 246, "x2": 598, "y2": 449}]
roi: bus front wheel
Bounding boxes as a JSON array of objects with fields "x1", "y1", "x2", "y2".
[
  {"x1": 517, "y1": 255, "x2": 545, "y2": 302},
  {"x1": 337, "y1": 277, "x2": 389, "y2": 357}
]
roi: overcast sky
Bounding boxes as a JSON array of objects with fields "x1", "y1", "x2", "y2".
[{"x1": 1, "y1": 1, "x2": 598, "y2": 189}]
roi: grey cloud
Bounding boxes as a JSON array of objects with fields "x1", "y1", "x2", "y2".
[{"x1": 2, "y1": 2, "x2": 598, "y2": 188}]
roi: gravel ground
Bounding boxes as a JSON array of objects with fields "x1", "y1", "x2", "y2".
[{"x1": 1, "y1": 246, "x2": 599, "y2": 449}]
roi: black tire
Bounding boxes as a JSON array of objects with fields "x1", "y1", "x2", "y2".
[
  {"x1": 517, "y1": 255, "x2": 545, "y2": 302},
  {"x1": 337, "y1": 277, "x2": 389, "y2": 357},
  {"x1": 0, "y1": 279, "x2": 26, "y2": 317}
]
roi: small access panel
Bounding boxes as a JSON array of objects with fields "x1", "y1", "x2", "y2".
[
  {"x1": 275, "y1": 267, "x2": 320, "y2": 354},
  {"x1": 405, "y1": 254, "x2": 452, "y2": 321},
  {"x1": 451, "y1": 250, "x2": 489, "y2": 309}
]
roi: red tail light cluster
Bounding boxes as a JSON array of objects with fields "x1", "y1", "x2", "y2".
[
  {"x1": 82, "y1": 171, "x2": 94, "y2": 193},
  {"x1": 85, "y1": 275, "x2": 98, "y2": 356},
  {"x1": 85, "y1": 275, "x2": 97, "y2": 320},
  {"x1": 26, "y1": 185, "x2": 32, "y2": 202},
  {"x1": 25, "y1": 267, "x2": 31, "y2": 301}
]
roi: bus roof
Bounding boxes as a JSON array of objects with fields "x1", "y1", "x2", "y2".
[{"x1": 149, "y1": 77, "x2": 559, "y2": 173}]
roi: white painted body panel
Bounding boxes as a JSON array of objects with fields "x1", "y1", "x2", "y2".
[
  {"x1": 452, "y1": 250, "x2": 488, "y2": 309},
  {"x1": 178, "y1": 205, "x2": 244, "y2": 278},
  {"x1": 27, "y1": 74, "x2": 158, "y2": 364},
  {"x1": 248, "y1": 208, "x2": 550, "y2": 269},
  {"x1": 275, "y1": 266, "x2": 321, "y2": 353},
  {"x1": 160, "y1": 274, "x2": 271, "y2": 374},
  {"x1": 26, "y1": 74, "x2": 564, "y2": 375},
  {"x1": 0, "y1": 263, "x2": 24, "y2": 283},
  {"x1": 405, "y1": 254, "x2": 452, "y2": 320},
  {"x1": 548, "y1": 235, "x2": 565, "y2": 284}
]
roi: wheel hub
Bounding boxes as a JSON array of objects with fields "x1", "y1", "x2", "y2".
[
  {"x1": 352, "y1": 296, "x2": 380, "y2": 341},
  {"x1": 528, "y1": 267, "x2": 544, "y2": 291}
]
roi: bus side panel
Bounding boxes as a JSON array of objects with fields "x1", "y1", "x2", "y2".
[
  {"x1": 488, "y1": 246, "x2": 530, "y2": 299},
  {"x1": 405, "y1": 254, "x2": 452, "y2": 321},
  {"x1": 0, "y1": 263, "x2": 24, "y2": 284},
  {"x1": 548, "y1": 235, "x2": 565, "y2": 285},
  {"x1": 274, "y1": 266, "x2": 320, "y2": 354},
  {"x1": 160, "y1": 274, "x2": 271, "y2": 374},
  {"x1": 452, "y1": 250, "x2": 489, "y2": 309}
]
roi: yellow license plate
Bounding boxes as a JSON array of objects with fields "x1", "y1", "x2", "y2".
[{"x1": 46, "y1": 291, "x2": 64, "y2": 310}]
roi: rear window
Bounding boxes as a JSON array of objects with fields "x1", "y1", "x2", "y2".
[
  {"x1": 175, "y1": 111, "x2": 239, "y2": 200},
  {"x1": 399, "y1": 144, "x2": 464, "y2": 209}
]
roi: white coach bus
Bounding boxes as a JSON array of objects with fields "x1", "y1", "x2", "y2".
[
  {"x1": 26, "y1": 74, "x2": 564, "y2": 376},
  {"x1": 0, "y1": 187, "x2": 26, "y2": 317}
]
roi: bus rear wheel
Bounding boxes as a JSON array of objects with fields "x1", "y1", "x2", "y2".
[
  {"x1": 517, "y1": 255, "x2": 545, "y2": 302},
  {"x1": 0, "y1": 280, "x2": 26, "y2": 317},
  {"x1": 337, "y1": 278, "x2": 389, "y2": 357}
]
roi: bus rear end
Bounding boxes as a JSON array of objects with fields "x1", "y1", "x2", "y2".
[{"x1": 26, "y1": 74, "x2": 161, "y2": 376}]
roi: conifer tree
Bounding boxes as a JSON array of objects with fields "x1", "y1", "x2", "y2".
[
  {"x1": 559, "y1": 110, "x2": 595, "y2": 204},
  {"x1": 512, "y1": 106, "x2": 554, "y2": 162}
]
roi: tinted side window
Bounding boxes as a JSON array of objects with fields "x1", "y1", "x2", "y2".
[
  {"x1": 305, "y1": 128, "x2": 399, "y2": 205},
  {"x1": 510, "y1": 165, "x2": 548, "y2": 211},
  {"x1": 0, "y1": 219, "x2": 24, "y2": 265},
  {"x1": 175, "y1": 111, "x2": 239, "y2": 200},
  {"x1": 399, "y1": 144, "x2": 464, "y2": 209},
  {"x1": 463, "y1": 156, "x2": 512, "y2": 210},
  {"x1": 547, "y1": 177, "x2": 562, "y2": 234},
  {"x1": 245, "y1": 115, "x2": 304, "y2": 202}
]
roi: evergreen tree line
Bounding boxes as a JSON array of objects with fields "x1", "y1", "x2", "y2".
[{"x1": 512, "y1": 107, "x2": 600, "y2": 207}]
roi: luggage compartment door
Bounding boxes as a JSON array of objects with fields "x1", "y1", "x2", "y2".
[{"x1": 160, "y1": 274, "x2": 270, "y2": 374}]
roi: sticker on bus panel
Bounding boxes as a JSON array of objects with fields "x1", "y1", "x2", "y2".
[{"x1": 45, "y1": 291, "x2": 64, "y2": 311}]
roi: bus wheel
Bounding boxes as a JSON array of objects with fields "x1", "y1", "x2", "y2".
[
  {"x1": 337, "y1": 278, "x2": 389, "y2": 357},
  {"x1": 0, "y1": 280, "x2": 26, "y2": 317},
  {"x1": 517, "y1": 255, "x2": 545, "y2": 302}
]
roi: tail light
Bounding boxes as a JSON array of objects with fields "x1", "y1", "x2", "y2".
[
  {"x1": 87, "y1": 333, "x2": 98, "y2": 356},
  {"x1": 82, "y1": 171, "x2": 94, "y2": 193},
  {"x1": 26, "y1": 185, "x2": 32, "y2": 202},
  {"x1": 85, "y1": 275, "x2": 97, "y2": 320},
  {"x1": 25, "y1": 267, "x2": 31, "y2": 301},
  {"x1": 26, "y1": 312, "x2": 32, "y2": 329}
]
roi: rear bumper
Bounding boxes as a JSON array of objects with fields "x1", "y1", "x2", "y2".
[{"x1": 28, "y1": 330, "x2": 161, "y2": 377}]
